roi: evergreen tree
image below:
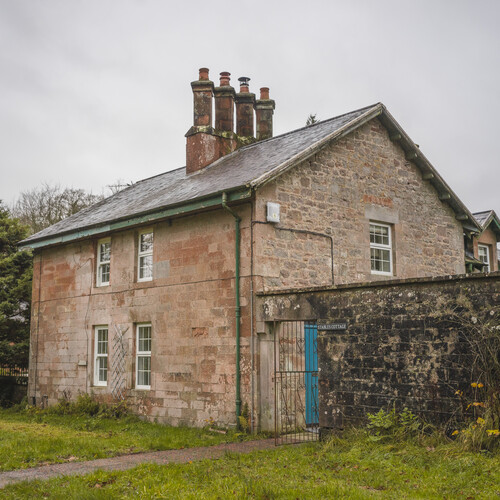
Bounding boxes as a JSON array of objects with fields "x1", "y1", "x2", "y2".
[
  {"x1": 306, "y1": 113, "x2": 318, "y2": 126},
  {"x1": 0, "y1": 203, "x2": 32, "y2": 368}
]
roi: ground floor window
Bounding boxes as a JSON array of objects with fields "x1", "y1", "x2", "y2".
[
  {"x1": 94, "y1": 326, "x2": 108, "y2": 386},
  {"x1": 136, "y1": 323, "x2": 152, "y2": 389}
]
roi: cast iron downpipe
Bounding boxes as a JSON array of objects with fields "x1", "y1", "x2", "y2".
[{"x1": 221, "y1": 192, "x2": 242, "y2": 425}]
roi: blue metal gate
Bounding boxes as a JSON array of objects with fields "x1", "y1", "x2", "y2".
[
  {"x1": 275, "y1": 321, "x2": 319, "y2": 445},
  {"x1": 305, "y1": 322, "x2": 319, "y2": 426}
]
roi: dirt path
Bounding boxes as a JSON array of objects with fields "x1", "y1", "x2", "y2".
[{"x1": 0, "y1": 438, "x2": 276, "y2": 488}]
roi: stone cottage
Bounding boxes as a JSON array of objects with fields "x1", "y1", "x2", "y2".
[
  {"x1": 20, "y1": 68, "x2": 482, "y2": 430},
  {"x1": 470, "y1": 210, "x2": 499, "y2": 272}
]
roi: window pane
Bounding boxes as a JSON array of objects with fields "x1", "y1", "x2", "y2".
[
  {"x1": 137, "y1": 356, "x2": 151, "y2": 386},
  {"x1": 97, "y1": 329, "x2": 108, "y2": 354},
  {"x1": 140, "y1": 233, "x2": 153, "y2": 253},
  {"x1": 139, "y1": 255, "x2": 153, "y2": 279},
  {"x1": 100, "y1": 242, "x2": 110, "y2": 262},
  {"x1": 371, "y1": 248, "x2": 391, "y2": 272},
  {"x1": 138, "y1": 326, "x2": 152, "y2": 352},
  {"x1": 100, "y1": 263, "x2": 110, "y2": 283},
  {"x1": 370, "y1": 224, "x2": 389, "y2": 245},
  {"x1": 478, "y1": 246, "x2": 487, "y2": 262},
  {"x1": 98, "y1": 357, "x2": 107, "y2": 382}
]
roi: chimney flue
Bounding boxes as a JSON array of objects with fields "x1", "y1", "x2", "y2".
[
  {"x1": 214, "y1": 71, "x2": 235, "y2": 132},
  {"x1": 191, "y1": 67, "x2": 214, "y2": 128},
  {"x1": 185, "y1": 68, "x2": 219, "y2": 174},
  {"x1": 235, "y1": 77, "x2": 255, "y2": 137},
  {"x1": 255, "y1": 87, "x2": 275, "y2": 141}
]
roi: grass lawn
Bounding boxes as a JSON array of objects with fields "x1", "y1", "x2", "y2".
[
  {"x1": 1, "y1": 431, "x2": 499, "y2": 499},
  {"x1": 0, "y1": 407, "x2": 250, "y2": 472}
]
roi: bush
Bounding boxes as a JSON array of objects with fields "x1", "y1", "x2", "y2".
[
  {"x1": 48, "y1": 394, "x2": 129, "y2": 419},
  {"x1": 366, "y1": 407, "x2": 422, "y2": 441}
]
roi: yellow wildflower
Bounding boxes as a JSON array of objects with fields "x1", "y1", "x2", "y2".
[
  {"x1": 451, "y1": 430, "x2": 459, "y2": 436},
  {"x1": 477, "y1": 417, "x2": 485, "y2": 425},
  {"x1": 486, "y1": 430, "x2": 500, "y2": 436},
  {"x1": 471, "y1": 383, "x2": 477, "y2": 388},
  {"x1": 477, "y1": 383, "x2": 484, "y2": 388}
]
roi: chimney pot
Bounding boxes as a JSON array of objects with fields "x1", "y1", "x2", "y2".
[
  {"x1": 220, "y1": 71, "x2": 231, "y2": 86},
  {"x1": 199, "y1": 67, "x2": 209, "y2": 80},
  {"x1": 238, "y1": 76, "x2": 251, "y2": 93},
  {"x1": 260, "y1": 87, "x2": 270, "y2": 100}
]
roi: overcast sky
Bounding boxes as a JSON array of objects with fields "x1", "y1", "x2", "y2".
[{"x1": 0, "y1": 0, "x2": 498, "y2": 217}]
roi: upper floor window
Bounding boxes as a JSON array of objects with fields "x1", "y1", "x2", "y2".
[
  {"x1": 136, "y1": 323, "x2": 152, "y2": 389},
  {"x1": 138, "y1": 231, "x2": 153, "y2": 282},
  {"x1": 370, "y1": 222, "x2": 393, "y2": 275},
  {"x1": 478, "y1": 244, "x2": 490, "y2": 272},
  {"x1": 94, "y1": 326, "x2": 108, "y2": 386},
  {"x1": 97, "y1": 238, "x2": 111, "y2": 286}
]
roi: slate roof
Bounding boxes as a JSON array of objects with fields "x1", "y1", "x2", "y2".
[
  {"x1": 21, "y1": 104, "x2": 377, "y2": 245},
  {"x1": 473, "y1": 210, "x2": 500, "y2": 235},
  {"x1": 21, "y1": 102, "x2": 481, "y2": 247},
  {"x1": 473, "y1": 210, "x2": 492, "y2": 227}
]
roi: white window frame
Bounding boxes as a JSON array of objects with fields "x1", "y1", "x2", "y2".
[
  {"x1": 96, "y1": 238, "x2": 111, "y2": 287},
  {"x1": 478, "y1": 244, "x2": 490, "y2": 272},
  {"x1": 94, "y1": 326, "x2": 108, "y2": 386},
  {"x1": 370, "y1": 222, "x2": 393, "y2": 276},
  {"x1": 136, "y1": 323, "x2": 152, "y2": 390},
  {"x1": 137, "y1": 231, "x2": 154, "y2": 282}
]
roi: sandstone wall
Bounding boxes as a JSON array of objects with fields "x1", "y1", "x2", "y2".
[
  {"x1": 29, "y1": 205, "x2": 253, "y2": 427},
  {"x1": 254, "y1": 118, "x2": 465, "y2": 290}
]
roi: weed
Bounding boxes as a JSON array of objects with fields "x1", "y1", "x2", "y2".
[
  {"x1": 47, "y1": 393, "x2": 129, "y2": 419},
  {"x1": 238, "y1": 402, "x2": 250, "y2": 433},
  {"x1": 366, "y1": 407, "x2": 422, "y2": 441}
]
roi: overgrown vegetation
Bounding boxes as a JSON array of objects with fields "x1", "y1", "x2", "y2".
[
  {"x1": 365, "y1": 407, "x2": 424, "y2": 442},
  {"x1": 40, "y1": 393, "x2": 130, "y2": 419},
  {"x1": 1, "y1": 428, "x2": 499, "y2": 499},
  {"x1": 436, "y1": 294, "x2": 500, "y2": 452}
]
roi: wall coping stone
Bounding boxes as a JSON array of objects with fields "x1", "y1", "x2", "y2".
[{"x1": 257, "y1": 271, "x2": 500, "y2": 297}]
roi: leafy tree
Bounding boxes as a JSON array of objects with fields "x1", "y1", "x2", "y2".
[
  {"x1": 306, "y1": 113, "x2": 318, "y2": 126},
  {"x1": 0, "y1": 203, "x2": 32, "y2": 368},
  {"x1": 12, "y1": 184, "x2": 104, "y2": 235}
]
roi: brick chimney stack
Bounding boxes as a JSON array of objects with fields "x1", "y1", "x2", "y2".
[
  {"x1": 255, "y1": 87, "x2": 275, "y2": 141},
  {"x1": 235, "y1": 77, "x2": 255, "y2": 138},
  {"x1": 185, "y1": 68, "x2": 220, "y2": 174}
]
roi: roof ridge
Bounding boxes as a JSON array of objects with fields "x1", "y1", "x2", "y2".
[
  {"x1": 194, "y1": 103, "x2": 381, "y2": 175},
  {"x1": 239, "y1": 102, "x2": 381, "y2": 151}
]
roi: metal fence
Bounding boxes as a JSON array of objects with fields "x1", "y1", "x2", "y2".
[{"x1": 0, "y1": 365, "x2": 29, "y2": 378}]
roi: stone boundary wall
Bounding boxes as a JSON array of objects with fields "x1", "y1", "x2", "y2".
[{"x1": 258, "y1": 272, "x2": 500, "y2": 429}]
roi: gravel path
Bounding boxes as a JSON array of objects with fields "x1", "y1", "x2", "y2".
[{"x1": 0, "y1": 438, "x2": 276, "y2": 488}]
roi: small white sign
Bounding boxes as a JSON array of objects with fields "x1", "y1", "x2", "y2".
[{"x1": 267, "y1": 202, "x2": 280, "y2": 223}]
